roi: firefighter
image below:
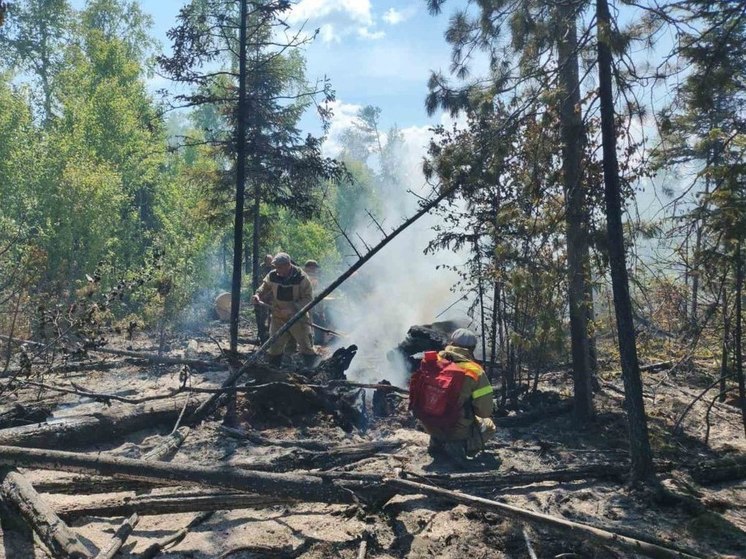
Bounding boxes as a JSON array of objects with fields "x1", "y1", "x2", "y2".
[
  {"x1": 252, "y1": 252, "x2": 317, "y2": 368},
  {"x1": 418, "y1": 328, "x2": 495, "y2": 462}
]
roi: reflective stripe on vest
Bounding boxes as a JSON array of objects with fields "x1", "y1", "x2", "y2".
[{"x1": 472, "y1": 384, "x2": 493, "y2": 400}]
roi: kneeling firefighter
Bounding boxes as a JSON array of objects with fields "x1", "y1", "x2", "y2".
[
  {"x1": 252, "y1": 252, "x2": 317, "y2": 368},
  {"x1": 409, "y1": 328, "x2": 496, "y2": 461}
]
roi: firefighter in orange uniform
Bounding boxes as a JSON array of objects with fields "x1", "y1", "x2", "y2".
[{"x1": 412, "y1": 328, "x2": 495, "y2": 462}]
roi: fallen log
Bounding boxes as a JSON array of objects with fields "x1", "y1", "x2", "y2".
[
  {"x1": 94, "y1": 513, "x2": 138, "y2": 559},
  {"x1": 388, "y1": 477, "x2": 704, "y2": 559},
  {"x1": 1, "y1": 468, "x2": 91, "y2": 558},
  {"x1": 0, "y1": 396, "x2": 204, "y2": 449},
  {"x1": 141, "y1": 427, "x2": 190, "y2": 461},
  {"x1": 219, "y1": 425, "x2": 329, "y2": 451},
  {"x1": 56, "y1": 489, "x2": 287, "y2": 520},
  {"x1": 689, "y1": 454, "x2": 746, "y2": 485},
  {"x1": 0, "y1": 400, "x2": 55, "y2": 429},
  {"x1": 34, "y1": 476, "x2": 166, "y2": 495},
  {"x1": 0, "y1": 335, "x2": 225, "y2": 370},
  {"x1": 414, "y1": 461, "x2": 674, "y2": 490},
  {"x1": 0, "y1": 445, "x2": 372, "y2": 506}
]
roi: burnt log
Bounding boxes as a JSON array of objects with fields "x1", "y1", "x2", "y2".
[
  {"x1": 141, "y1": 427, "x2": 190, "y2": 462},
  {"x1": 0, "y1": 400, "x2": 55, "y2": 429},
  {"x1": 689, "y1": 454, "x2": 746, "y2": 485},
  {"x1": 0, "y1": 396, "x2": 204, "y2": 449},
  {"x1": 34, "y1": 476, "x2": 166, "y2": 495},
  {"x1": 93, "y1": 513, "x2": 138, "y2": 559},
  {"x1": 0, "y1": 445, "x2": 374, "y2": 506},
  {"x1": 56, "y1": 489, "x2": 285, "y2": 520},
  {"x1": 1, "y1": 468, "x2": 91, "y2": 558},
  {"x1": 311, "y1": 345, "x2": 358, "y2": 381},
  {"x1": 387, "y1": 325, "x2": 449, "y2": 373}
]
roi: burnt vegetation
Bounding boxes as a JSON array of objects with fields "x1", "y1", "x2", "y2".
[{"x1": 0, "y1": 0, "x2": 745, "y2": 558}]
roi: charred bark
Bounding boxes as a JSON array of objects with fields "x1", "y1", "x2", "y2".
[
  {"x1": 1, "y1": 469, "x2": 91, "y2": 558},
  {"x1": 56, "y1": 489, "x2": 285, "y2": 520},
  {"x1": 596, "y1": 0, "x2": 654, "y2": 482},
  {"x1": 556, "y1": 1, "x2": 594, "y2": 422}
]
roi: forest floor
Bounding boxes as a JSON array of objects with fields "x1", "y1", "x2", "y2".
[{"x1": 0, "y1": 321, "x2": 745, "y2": 559}]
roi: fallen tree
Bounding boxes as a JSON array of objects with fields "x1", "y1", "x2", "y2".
[
  {"x1": 0, "y1": 445, "x2": 376, "y2": 506},
  {"x1": 0, "y1": 396, "x2": 204, "y2": 449},
  {"x1": 56, "y1": 489, "x2": 286, "y2": 520},
  {"x1": 1, "y1": 468, "x2": 91, "y2": 558}
]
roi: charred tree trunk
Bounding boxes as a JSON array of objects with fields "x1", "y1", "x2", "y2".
[
  {"x1": 596, "y1": 0, "x2": 654, "y2": 482},
  {"x1": 0, "y1": 397, "x2": 202, "y2": 449},
  {"x1": 1, "y1": 469, "x2": 91, "y2": 558},
  {"x1": 720, "y1": 287, "x2": 730, "y2": 402},
  {"x1": 0, "y1": 446, "x2": 367, "y2": 506},
  {"x1": 735, "y1": 240, "x2": 745, "y2": 436},
  {"x1": 229, "y1": 0, "x2": 249, "y2": 355},
  {"x1": 557, "y1": 2, "x2": 594, "y2": 422}
]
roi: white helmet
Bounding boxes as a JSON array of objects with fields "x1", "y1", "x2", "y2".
[{"x1": 449, "y1": 328, "x2": 478, "y2": 349}]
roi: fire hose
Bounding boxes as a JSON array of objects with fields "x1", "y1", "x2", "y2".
[{"x1": 253, "y1": 299, "x2": 347, "y2": 338}]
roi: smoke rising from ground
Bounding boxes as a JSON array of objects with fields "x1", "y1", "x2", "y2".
[{"x1": 325, "y1": 123, "x2": 469, "y2": 388}]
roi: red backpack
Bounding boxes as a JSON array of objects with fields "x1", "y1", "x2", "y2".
[{"x1": 409, "y1": 351, "x2": 467, "y2": 429}]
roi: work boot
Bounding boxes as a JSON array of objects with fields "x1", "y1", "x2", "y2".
[{"x1": 267, "y1": 353, "x2": 283, "y2": 367}]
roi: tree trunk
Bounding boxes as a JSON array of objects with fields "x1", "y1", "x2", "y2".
[
  {"x1": 1, "y1": 469, "x2": 91, "y2": 558},
  {"x1": 0, "y1": 397, "x2": 202, "y2": 449},
  {"x1": 735, "y1": 239, "x2": 745, "y2": 436},
  {"x1": 252, "y1": 184, "x2": 268, "y2": 342},
  {"x1": 720, "y1": 287, "x2": 730, "y2": 402},
  {"x1": 557, "y1": 2, "x2": 594, "y2": 422},
  {"x1": 230, "y1": 0, "x2": 249, "y2": 355},
  {"x1": 596, "y1": 0, "x2": 654, "y2": 482}
]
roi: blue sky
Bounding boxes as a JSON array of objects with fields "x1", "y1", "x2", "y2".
[{"x1": 107, "y1": 1, "x2": 470, "y2": 154}]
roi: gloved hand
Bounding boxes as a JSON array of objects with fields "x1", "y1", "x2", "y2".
[{"x1": 251, "y1": 295, "x2": 261, "y2": 306}]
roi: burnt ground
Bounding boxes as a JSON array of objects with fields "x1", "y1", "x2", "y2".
[{"x1": 0, "y1": 322, "x2": 745, "y2": 559}]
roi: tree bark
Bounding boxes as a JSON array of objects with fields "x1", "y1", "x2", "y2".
[
  {"x1": 1, "y1": 469, "x2": 91, "y2": 558},
  {"x1": 596, "y1": 0, "x2": 654, "y2": 482},
  {"x1": 0, "y1": 396, "x2": 203, "y2": 449},
  {"x1": 229, "y1": 0, "x2": 249, "y2": 355},
  {"x1": 734, "y1": 240, "x2": 745, "y2": 436},
  {"x1": 557, "y1": 1, "x2": 594, "y2": 422}
]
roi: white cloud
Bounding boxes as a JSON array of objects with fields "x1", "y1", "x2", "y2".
[
  {"x1": 288, "y1": 0, "x2": 383, "y2": 43},
  {"x1": 322, "y1": 99, "x2": 365, "y2": 157},
  {"x1": 382, "y1": 6, "x2": 416, "y2": 26}
]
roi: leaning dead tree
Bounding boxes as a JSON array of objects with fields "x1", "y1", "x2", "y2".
[{"x1": 191, "y1": 184, "x2": 459, "y2": 422}]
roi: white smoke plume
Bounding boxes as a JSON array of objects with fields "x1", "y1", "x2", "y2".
[{"x1": 323, "y1": 119, "x2": 470, "y2": 388}]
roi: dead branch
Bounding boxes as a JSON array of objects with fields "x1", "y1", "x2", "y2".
[
  {"x1": 219, "y1": 425, "x2": 329, "y2": 450},
  {"x1": 387, "y1": 477, "x2": 705, "y2": 559},
  {"x1": 1, "y1": 468, "x2": 91, "y2": 558},
  {"x1": 142, "y1": 427, "x2": 190, "y2": 461},
  {"x1": 674, "y1": 373, "x2": 738, "y2": 433},
  {"x1": 93, "y1": 513, "x2": 138, "y2": 559}
]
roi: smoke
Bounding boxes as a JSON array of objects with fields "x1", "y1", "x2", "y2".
[{"x1": 323, "y1": 121, "x2": 470, "y2": 388}]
